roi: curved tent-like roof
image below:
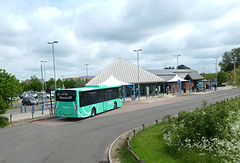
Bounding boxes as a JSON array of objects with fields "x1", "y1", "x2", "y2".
[
  {"x1": 100, "y1": 75, "x2": 131, "y2": 86},
  {"x1": 87, "y1": 58, "x2": 165, "y2": 85},
  {"x1": 168, "y1": 74, "x2": 187, "y2": 82}
]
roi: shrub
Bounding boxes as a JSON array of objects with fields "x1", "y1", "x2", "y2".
[
  {"x1": 162, "y1": 100, "x2": 240, "y2": 162},
  {"x1": 0, "y1": 116, "x2": 9, "y2": 128}
]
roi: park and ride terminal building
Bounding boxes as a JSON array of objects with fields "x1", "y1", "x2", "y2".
[{"x1": 87, "y1": 58, "x2": 204, "y2": 99}]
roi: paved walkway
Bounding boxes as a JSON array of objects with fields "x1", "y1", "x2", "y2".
[{"x1": 1, "y1": 85, "x2": 234, "y2": 124}]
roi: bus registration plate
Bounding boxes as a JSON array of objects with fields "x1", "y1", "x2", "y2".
[{"x1": 64, "y1": 115, "x2": 69, "y2": 117}]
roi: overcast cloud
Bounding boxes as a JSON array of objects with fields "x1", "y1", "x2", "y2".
[{"x1": 1, "y1": 0, "x2": 240, "y2": 81}]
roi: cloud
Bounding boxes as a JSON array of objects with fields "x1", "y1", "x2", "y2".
[{"x1": 0, "y1": 0, "x2": 240, "y2": 81}]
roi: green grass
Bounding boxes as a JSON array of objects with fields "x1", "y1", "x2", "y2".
[
  {"x1": 120, "y1": 98, "x2": 240, "y2": 162},
  {"x1": 121, "y1": 122, "x2": 221, "y2": 163},
  {"x1": 128, "y1": 122, "x2": 177, "y2": 163},
  {"x1": 9, "y1": 106, "x2": 20, "y2": 109},
  {"x1": 119, "y1": 145, "x2": 137, "y2": 163}
]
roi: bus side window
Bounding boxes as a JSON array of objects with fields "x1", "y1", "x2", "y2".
[
  {"x1": 108, "y1": 89, "x2": 112, "y2": 100},
  {"x1": 101, "y1": 90, "x2": 107, "y2": 102}
]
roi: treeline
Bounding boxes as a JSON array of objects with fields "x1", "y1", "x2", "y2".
[
  {"x1": 201, "y1": 47, "x2": 240, "y2": 86},
  {"x1": 21, "y1": 76, "x2": 88, "y2": 92}
]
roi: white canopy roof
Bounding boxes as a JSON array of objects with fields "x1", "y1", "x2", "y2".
[
  {"x1": 168, "y1": 74, "x2": 187, "y2": 82},
  {"x1": 100, "y1": 75, "x2": 131, "y2": 86}
]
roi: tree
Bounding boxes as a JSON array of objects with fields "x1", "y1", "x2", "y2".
[
  {"x1": 164, "y1": 66, "x2": 175, "y2": 69},
  {"x1": 229, "y1": 67, "x2": 240, "y2": 86},
  {"x1": 0, "y1": 69, "x2": 22, "y2": 114},
  {"x1": 64, "y1": 79, "x2": 76, "y2": 88},
  {"x1": 219, "y1": 47, "x2": 240, "y2": 72},
  {"x1": 201, "y1": 73, "x2": 216, "y2": 82},
  {"x1": 47, "y1": 78, "x2": 55, "y2": 90},
  {"x1": 177, "y1": 64, "x2": 190, "y2": 69},
  {"x1": 28, "y1": 75, "x2": 42, "y2": 92},
  {"x1": 56, "y1": 78, "x2": 63, "y2": 88},
  {"x1": 75, "y1": 79, "x2": 87, "y2": 88},
  {"x1": 217, "y1": 71, "x2": 228, "y2": 84},
  {"x1": 21, "y1": 81, "x2": 29, "y2": 92}
]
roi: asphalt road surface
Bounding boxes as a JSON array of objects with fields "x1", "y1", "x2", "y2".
[{"x1": 0, "y1": 88, "x2": 239, "y2": 163}]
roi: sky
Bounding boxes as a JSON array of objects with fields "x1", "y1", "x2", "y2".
[{"x1": 1, "y1": 0, "x2": 240, "y2": 81}]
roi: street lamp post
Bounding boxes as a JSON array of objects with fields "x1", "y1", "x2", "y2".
[
  {"x1": 48, "y1": 41, "x2": 58, "y2": 90},
  {"x1": 233, "y1": 56, "x2": 237, "y2": 85},
  {"x1": 40, "y1": 63, "x2": 44, "y2": 91},
  {"x1": 133, "y1": 49, "x2": 142, "y2": 100},
  {"x1": 84, "y1": 64, "x2": 89, "y2": 79},
  {"x1": 174, "y1": 54, "x2": 181, "y2": 92},
  {"x1": 174, "y1": 54, "x2": 181, "y2": 72},
  {"x1": 41, "y1": 61, "x2": 47, "y2": 90},
  {"x1": 213, "y1": 56, "x2": 219, "y2": 90}
]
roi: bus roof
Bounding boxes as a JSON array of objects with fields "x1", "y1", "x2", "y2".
[{"x1": 56, "y1": 85, "x2": 121, "y2": 92}]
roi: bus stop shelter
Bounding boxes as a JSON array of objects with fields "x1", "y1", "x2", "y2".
[{"x1": 163, "y1": 74, "x2": 190, "y2": 94}]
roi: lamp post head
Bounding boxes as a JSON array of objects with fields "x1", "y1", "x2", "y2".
[
  {"x1": 133, "y1": 49, "x2": 142, "y2": 52},
  {"x1": 48, "y1": 41, "x2": 58, "y2": 44},
  {"x1": 174, "y1": 54, "x2": 181, "y2": 57}
]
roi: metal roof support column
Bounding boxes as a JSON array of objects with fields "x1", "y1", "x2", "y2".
[
  {"x1": 172, "y1": 83, "x2": 175, "y2": 95},
  {"x1": 163, "y1": 82, "x2": 165, "y2": 94},
  {"x1": 133, "y1": 84, "x2": 136, "y2": 100},
  {"x1": 179, "y1": 80, "x2": 182, "y2": 93},
  {"x1": 189, "y1": 80, "x2": 191, "y2": 92},
  {"x1": 123, "y1": 85, "x2": 125, "y2": 101}
]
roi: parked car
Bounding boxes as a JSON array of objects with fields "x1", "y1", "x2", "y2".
[
  {"x1": 22, "y1": 97, "x2": 38, "y2": 105},
  {"x1": 20, "y1": 92, "x2": 28, "y2": 99}
]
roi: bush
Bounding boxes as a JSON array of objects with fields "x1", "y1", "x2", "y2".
[
  {"x1": 0, "y1": 116, "x2": 9, "y2": 128},
  {"x1": 162, "y1": 99, "x2": 240, "y2": 162}
]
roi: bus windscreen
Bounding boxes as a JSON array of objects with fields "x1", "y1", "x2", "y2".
[{"x1": 56, "y1": 90, "x2": 76, "y2": 101}]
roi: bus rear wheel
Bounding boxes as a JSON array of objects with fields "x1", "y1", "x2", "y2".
[
  {"x1": 114, "y1": 102, "x2": 117, "y2": 109},
  {"x1": 91, "y1": 108, "x2": 96, "y2": 117}
]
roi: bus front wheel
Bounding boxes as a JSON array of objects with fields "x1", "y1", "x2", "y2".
[{"x1": 91, "y1": 108, "x2": 96, "y2": 117}]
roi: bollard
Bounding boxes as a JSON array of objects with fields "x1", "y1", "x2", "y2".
[
  {"x1": 21, "y1": 106, "x2": 23, "y2": 113},
  {"x1": 32, "y1": 111, "x2": 34, "y2": 119},
  {"x1": 32, "y1": 105, "x2": 34, "y2": 113},
  {"x1": 156, "y1": 120, "x2": 159, "y2": 125},
  {"x1": 133, "y1": 130, "x2": 136, "y2": 137},
  {"x1": 10, "y1": 114, "x2": 12, "y2": 123},
  {"x1": 142, "y1": 124, "x2": 145, "y2": 130},
  {"x1": 42, "y1": 105, "x2": 44, "y2": 114},
  {"x1": 24, "y1": 106, "x2": 26, "y2": 112}
]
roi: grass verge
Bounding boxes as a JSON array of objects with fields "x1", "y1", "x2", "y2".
[{"x1": 120, "y1": 98, "x2": 240, "y2": 162}]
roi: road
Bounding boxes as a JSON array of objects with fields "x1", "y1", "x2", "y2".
[{"x1": 0, "y1": 88, "x2": 239, "y2": 163}]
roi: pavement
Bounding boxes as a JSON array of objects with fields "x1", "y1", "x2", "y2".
[{"x1": 1, "y1": 85, "x2": 235, "y2": 125}]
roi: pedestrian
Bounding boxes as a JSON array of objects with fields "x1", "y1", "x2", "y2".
[
  {"x1": 166, "y1": 86, "x2": 170, "y2": 95},
  {"x1": 192, "y1": 85, "x2": 195, "y2": 92}
]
